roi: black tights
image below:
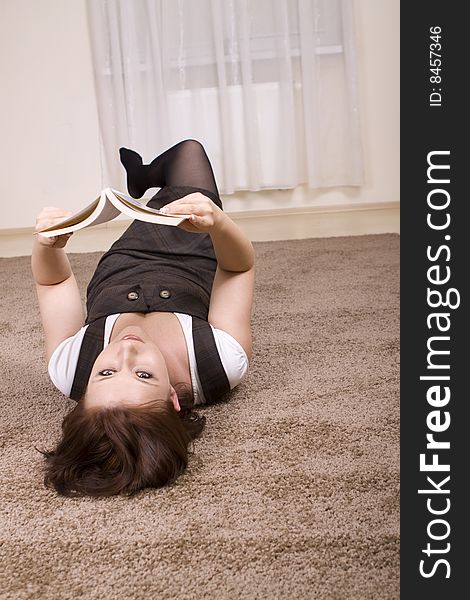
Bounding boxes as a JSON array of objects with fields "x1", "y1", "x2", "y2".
[{"x1": 119, "y1": 139, "x2": 220, "y2": 201}]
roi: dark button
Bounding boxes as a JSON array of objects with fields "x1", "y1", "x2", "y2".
[
  {"x1": 127, "y1": 291, "x2": 139, "y2": 301},
  {"x1": 159, "y1": 289, "x2": 171, "y2": 299}
]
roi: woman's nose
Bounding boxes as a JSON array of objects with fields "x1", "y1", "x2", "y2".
[{"x1": 118, "y1": 341, "x2": 139, "y2": 360}]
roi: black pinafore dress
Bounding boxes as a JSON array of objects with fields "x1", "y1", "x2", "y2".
[{"x1": 69, "y1": 185, "x2": 230, "y2": 404}]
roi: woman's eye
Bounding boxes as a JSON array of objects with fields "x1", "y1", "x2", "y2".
[
  {"x1": 136, "y1": 371, "x2": 152, "y2": 379},
  {"x1": 99, "y1": 369, "x2": 114, "y2": 376}
]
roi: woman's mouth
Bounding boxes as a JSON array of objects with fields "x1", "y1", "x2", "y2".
[{"x1": 121, "y1": 335, "x2": 144, "y2": 342}]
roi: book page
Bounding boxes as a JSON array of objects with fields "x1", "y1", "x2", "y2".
[
  {"x1": 38, "y1": 198, "x2": 101, "y2": 231},
  {"x1": 111, "y1": 190, "x2": 167, "y2": 216},
  {"x1": 37, "y1": 192, "x2": 119, "y2": 237},
  {"x1": 107, "y1": 189, "x2": 190, "y2": 225}
]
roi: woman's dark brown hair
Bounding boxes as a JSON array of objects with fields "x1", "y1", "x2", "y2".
[{"x1": 36, "y1": 384, "x2": 205, "y2": 498}]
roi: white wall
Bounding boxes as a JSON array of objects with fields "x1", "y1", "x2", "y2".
[
  {"x1": 0, "y1": 0, "x2": 399, "y2": 231},
  {"x1": 0, "y1": 0, "x2": 101, "y2": 230}
]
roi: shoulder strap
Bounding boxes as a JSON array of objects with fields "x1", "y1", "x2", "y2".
[
  {"x1": 70, "y1": 317, "x2": 107, "y2": 401},
  {"x1": 191, "y1": 317, "x2": 231, "y2": 404}
]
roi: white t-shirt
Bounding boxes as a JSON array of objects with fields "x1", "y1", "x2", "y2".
[{"x1": 48, "y1": 313, "x2": 249, "y2": 405}]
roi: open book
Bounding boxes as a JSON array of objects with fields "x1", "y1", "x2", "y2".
[{"x1": 37, "y1": 188, "x2": 190, "y2": 237}]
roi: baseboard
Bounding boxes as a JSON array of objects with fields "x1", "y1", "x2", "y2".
[
  {"x1": 230, "y1": 201, "x2": 399, "y2": 242},
  {"x1": 0, "y1": 202, "x2": 399, "y2": 257}
]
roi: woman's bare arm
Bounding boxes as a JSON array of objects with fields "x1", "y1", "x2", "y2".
[{"x1": 32, "y1": 208, "x2": 85, "y2": 361}]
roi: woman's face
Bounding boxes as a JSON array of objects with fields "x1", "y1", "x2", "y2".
[{"x1": 84, "y1": 326, "x2": 180, "y2": 411}]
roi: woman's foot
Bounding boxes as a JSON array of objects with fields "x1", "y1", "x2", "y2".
[{"x1": 119, "y1": 148, "x2": 149, "y2": 198}]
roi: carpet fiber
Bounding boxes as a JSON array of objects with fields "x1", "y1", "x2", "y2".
[{"x1": 0, "y1": 234, "x2": 399, "y2": 600}]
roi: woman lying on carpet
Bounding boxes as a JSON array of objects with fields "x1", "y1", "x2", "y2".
[{"x1": 32, "y1": 139, "x2": 255, "y2": 497}]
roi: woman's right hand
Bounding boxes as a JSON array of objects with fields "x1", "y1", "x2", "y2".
[
  {"x1": 35, "y1": 207, "x2": 74, "y2": 248},
  {"x1": 160, "y1": 192, "x2": 224, "y2": 234}
]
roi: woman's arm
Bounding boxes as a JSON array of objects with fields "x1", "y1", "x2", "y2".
[
  {"x1": 161, "y1": 193, "x2": 255, "y2": 359},
  {"x1": 207, "y1": 266, "x2": 254, "y2": 361},
  {"x1": 208, "y1": 211, "x2": 255, "y2": 272},
  {"x1": 32, "y1": 208, "x2": 85, "y2": 361},
  {"x1": 31, "y1": 239, "x2": 73, "y2": 285}
]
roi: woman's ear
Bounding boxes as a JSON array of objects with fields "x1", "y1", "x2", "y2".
[{"x1": 169, "y1": 385, "x2": 181, "y2": 412}]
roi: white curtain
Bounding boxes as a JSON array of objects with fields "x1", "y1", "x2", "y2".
[{"x1": 86, "y1": 0, "x2": 363, "y2": 195}]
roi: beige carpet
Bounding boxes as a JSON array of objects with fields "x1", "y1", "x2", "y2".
[{"x1": 0, "y1": 234, "x2": 399, "y2": 600}]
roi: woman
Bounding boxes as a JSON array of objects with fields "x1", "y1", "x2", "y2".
[{"x1": 32, "y1": 139, "x2": 255, "y2": 498}]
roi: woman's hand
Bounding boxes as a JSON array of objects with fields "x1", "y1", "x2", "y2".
[
  {"x1": 160, "y1": 192, "x2": 224, "y2": 234},
  {"x1": 35, "y1": 207, "x2": 74, "y2": 248}
]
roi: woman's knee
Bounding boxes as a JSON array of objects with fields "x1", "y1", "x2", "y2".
[{"x1": 178, "y1": 139, "x2": 207, "y2": 159}]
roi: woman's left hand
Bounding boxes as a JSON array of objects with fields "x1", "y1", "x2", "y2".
[
  {"x1": 160, "y1": 192, "x2": 223, "y2": 234},
  {"x1": 35, "y1": 207, "x2": 74, "y2": 248}
]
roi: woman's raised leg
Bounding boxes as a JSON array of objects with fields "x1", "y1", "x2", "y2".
[{"x1": 119, "y1": 139, "x2": 220, "y2": 203}]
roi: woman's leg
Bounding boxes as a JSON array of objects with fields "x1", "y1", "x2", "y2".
[{"x1": 120, "y1": 139, "x2": 220, "y2": 202}]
